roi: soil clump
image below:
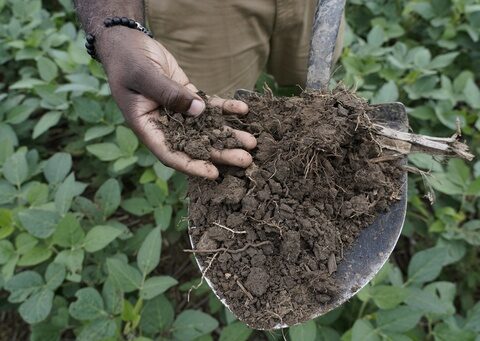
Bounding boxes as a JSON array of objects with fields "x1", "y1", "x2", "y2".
[{"x1": 158, "y1": 89, "x2": 404, "y2": 329}]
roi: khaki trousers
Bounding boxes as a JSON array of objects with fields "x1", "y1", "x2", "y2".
[{"x1": 146, "y1": 0, "x2": 344, "y2": 96}]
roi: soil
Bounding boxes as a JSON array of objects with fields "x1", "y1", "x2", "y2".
[
  {"x1": 0, "y1": 310, "x2": 29, "y2": 341},
  {"x1": 158, "y1": 88, "x2": 404, "y2": 329}
]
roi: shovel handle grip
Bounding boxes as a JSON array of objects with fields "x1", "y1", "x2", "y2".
[{"x1": 307, "y1": 0, "x2": 346, "y2": 90}]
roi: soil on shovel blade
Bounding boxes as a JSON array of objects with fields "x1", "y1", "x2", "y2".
[{"x1": 158, "y1": 89, "x2": 404, "y2": 329}]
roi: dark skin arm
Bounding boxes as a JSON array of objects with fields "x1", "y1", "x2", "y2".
[{"x1": 74, "y1": 0, "x2": 256, "y2": 179}]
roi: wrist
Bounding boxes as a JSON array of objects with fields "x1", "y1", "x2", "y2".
[{"x1": 85, "y1": 18, "x2": 153, "y2": 64}]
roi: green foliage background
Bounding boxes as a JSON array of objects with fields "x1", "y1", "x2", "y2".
[{"x1": 0, "y1": 0, "x2": 479, "y2": 340}]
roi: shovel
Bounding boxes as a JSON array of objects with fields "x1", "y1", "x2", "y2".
[{"x1": 189, "y1": 0, "x2": 408, "y2": 329}]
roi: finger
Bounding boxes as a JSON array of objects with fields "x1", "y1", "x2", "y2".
[
  {"x1": 209, "y1": 96, "x2": 249, "y2": 115},
  {"x1": 185, "y1": 82, "x2": 199, "y2": 94},
  {"x1": 210, "y1": 148, "x2": 253, "y2": 168},
  {"x1": 224, "y1": 126, "x2": 257, "y2": 150},
  {"x1": 162, "y1": 151, "x2": 219, "y2": 179},
  {"x1": 134, "y1": 71, "x2": 205, "y2": 117}
]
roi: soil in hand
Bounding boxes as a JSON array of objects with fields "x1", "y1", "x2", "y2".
[{"x1": 159, "y1": 89, "x2": 404, "y2": 329}]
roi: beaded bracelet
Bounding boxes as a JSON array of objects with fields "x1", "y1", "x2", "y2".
[{"x1": 85, "y1": 17, "x2": 154, "y2": 60}]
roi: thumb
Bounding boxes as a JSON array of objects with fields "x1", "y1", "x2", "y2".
[{"x1": 136, "y1": 73, "x2": 205, "y2": 116}]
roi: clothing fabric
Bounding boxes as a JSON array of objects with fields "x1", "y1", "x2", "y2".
[{"x1": 146, "y1": 0, "x2": 344, "y2": 96}]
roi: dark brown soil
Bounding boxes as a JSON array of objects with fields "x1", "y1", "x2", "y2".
[
  {"x1": 0, "y1": 310, "x2": 29, "y2": 341},
  {"x1": 159, "y1": 89, "x2": 404, "y2": 329}
]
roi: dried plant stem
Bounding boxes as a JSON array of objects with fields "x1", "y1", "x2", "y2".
[
  {"x1": 213, "y1": 222, "x2": 247, "y2": 235},
  {"x1": 372, "y1": 123, "x2": 474, "y2": 161},
  {"x1": 236, "y1": 280, "x2": 254, "y2": 300},
  {"x1": 184, "y1": 241, "x2": 272, "y2": 254},
  {"x1": 187, "y1": 252, "x2": 219, "y2": 302}
]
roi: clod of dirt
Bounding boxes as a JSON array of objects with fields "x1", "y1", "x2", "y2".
[{"x1": 158, "y1": 89, "x2": 404, "y2": 329}]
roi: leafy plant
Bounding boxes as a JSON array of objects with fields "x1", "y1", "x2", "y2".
[{"x1": 1, "y1": 0, "x2": 479, "y2": 340}]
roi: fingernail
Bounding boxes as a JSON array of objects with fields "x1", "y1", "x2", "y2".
[{"x1": 188, "y1": 99, "x2": 205, "y2": 116}]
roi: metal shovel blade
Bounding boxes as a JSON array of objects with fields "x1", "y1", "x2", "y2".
[
  {"x1": 301, "y1": 0, "x2": 409, "y2": 324},
  {"x1": 188, "y1": 0, "x2": 408, "y2": 329}
]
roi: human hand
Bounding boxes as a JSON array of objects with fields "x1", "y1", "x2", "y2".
[{"x1": 96, "y1": 27, "x2": 256, "y2": 179}]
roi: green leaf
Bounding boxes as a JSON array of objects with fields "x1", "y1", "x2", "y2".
[
  {"x1": 153, "y1": 161, "x2": 175, "y2": 181},
  {"x1": 351, "y1": 319, "x2": 380, "y2": 341},
  {"x1": 463, "y1": 78, "x2": 480, "y2": 109},
  {"x1": 0, "y1": 138, "x2": 14, "y2": 167},
  {"x1": 45, "y1": 263, "x2": 66, "y2": 290},
  {"x1": 407, "y1": 247, "x2": 447, "y2": 284},
  {"x1": 464, "y1": 302, "x2": 480, "y2": 332},
  {"x1": 54, "y1": 249, "x2": 84, "y2": 282},
  {"x1": 56, "y1": 83, "x2": 96, "y2": 93},
  {"x1": 289, "y1": 320, "x2": 317, "y2": 341},
  {"x1": 137, "y1": 227, "x2": 162, "y2": 275},
  {"x1": 144, "y1": 183, "x2": 167, "y2": 206},
  {"x1": 219, "y1": 322, "x2": 253, "y2": 341},
  {"x1": 408, "y1": 153, "x2": 443, "y2": 172},
  {"x1": 0, "y1": 240, "x2": 15, "y2": 264},
  {"x1": 122, "y1": 197, "x2": 154, "y2": 216},
  {"x1": 122, "y1": 299, "x2": 137, "y2": 322},
  {"x1": 2, "y1": 151, "x2": 28, "y2": 185},
  {"x1": 33, "y1": 111, "x2": 62, "y2": 139},
  {"x1": 367, "y1": 25, "x2": 385, "y2": 48},
  {"x1": 84, "y1": 125, "x2": 115, "y2": 142},
  {"x1": 5, "y1": 271, "x2": 44, "y2": 303},
  {"x1": 154, "y1": 206, "x2": 172, "y2": 231},
  {"x1": 377, "y1": 306, "x2": 423, "y2": 332},
  {"x1": 140, "y1": 276, "x2": 177, "y2": 300},
  {"x1": 69, "y1": 287, "x2": 105, "y2": 320},
  {"x1": 52, "y1": 213, "x2": 85, "y2": 248},
  {"x1": 19, "y1": 288, "x2": 54, "y2": 324},
  {"x1": 0, "y1": 224, "x2": 14, "y2": 241},
  {"x1": 106, "y1": 258, "x2": 142, "y2": 293},
  {"x1": 55, "y1": 173, "x2": 85, "y2": 215},
  {"x1": 84, "y1": 225, "x2": 122, "y2": 253},
  {"x1": 408, "y1": 105, "x2": 436, "y2": 121},
  {"x1": 77, "y1": 318, "x2": 116, "y2": 341},
  {"x1": 446, "y1": 159, "x2": 470, "y2": 187},
  {"x1": 413, "y1": 47, "x2": 431, "y2": 68},
  {"x1": 44, "y1": 153, "x2": 72, "y2": 184},
  {"x1": 112, "y1": 156, "x2": 138, "y2": 172},
  {"x1": 437, "y1": 239, "x2": 466, "y2": 265},
  {"x1": 18, "y1": 209, "x2": 60, "y2": 239},
  {"x1": 94, "y1": 178, "x2": 121, "y2": 218},
  {"x1": 17, "y1": 245, "x2": 52, "y2": 267},
  {"x1": 172, "y1": 310, "x2": 219, "y2": 341},
  {"x1": 37, "y1": 57, "x2": 58, "y2": 82},
  {"x1": 0, "y1": 181, "x2": 16, "y2": 205},
  {"x1": 10, "y1": 78, "x2": 45, "y2": 90},
  {"x1": 317, "y1": 326, "x2": 340, "y2": 341},
  {"x1": 30, "y1": 323, "x2": 62, "y2": 341},
  {"x1": 429, "y1": 52, "x2": 459, "y2": 69},
  {"x1": 116, "y1": 126, "x2": 139, "y2": 156},
  {"x1": 102, "y1": 279, "x2": 123, "y2": 315},
  {"x1": 426, "y1": 173, "x2": 463, "y2": 195},
  {"x1": 140, "y1": 295, "x2": 174, "y2": 335},
  {"x1": 15, "y1": 233, "x2": 38, "y2": 254},
  {"x1": 433, "y1": 322, "x2": 476, "y2": 341},
  {"x1": 26, "y1": 182, "x2": 49, "y2": 206},
  {"x1": 372, "y1": 81, "x2": 399, "y2": 104},
  {"x1": 404, "y1": 287, "x2": 449, "y2": 315},
  {"x1": 140, "y1": 168, "x2": 156, "y2": 184},
  {"x1": 72, "y1": 97, "x2": 103, "y2": 123},
  {"x1": 87, "y1": 143, "x2": 122, "y2": 161},
  {"x1": 370, "y1": 285, "x2": 408, "y2": 310},
  {"x1": 466, "y1": 177, "x2": 480, "y2": 196}
]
